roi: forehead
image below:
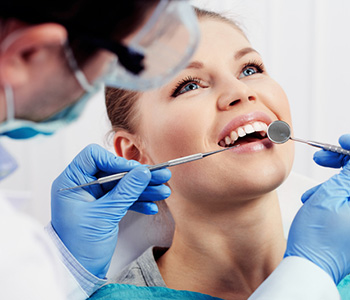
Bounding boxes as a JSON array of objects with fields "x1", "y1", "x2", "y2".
[{"x1": 195, "y1": 18, "x2": 251, "y2": 57}]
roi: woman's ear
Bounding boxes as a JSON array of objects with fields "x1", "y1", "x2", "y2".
[
  {"x1": 0, "y1": 23, "x2": 67, "y2": 86},
  {"x1": 114, "y1": 131, "x2": 151, "y2": 164}
]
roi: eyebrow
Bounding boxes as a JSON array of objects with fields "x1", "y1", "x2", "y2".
[
  {"x1": 234, "y1": 47, "x2": 259, "y2": 60},
  {"x1": 185, "y1": 61, "x2": 204, "y2": 70},
  {"x1": 184, "y1": 48, "x2": 260, "y2": 71}
]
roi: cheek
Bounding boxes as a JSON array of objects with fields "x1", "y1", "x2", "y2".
[
  {"x1": 259, "y1": 79, "x2": 292, "y2": 123},
  {"x1": 141, "y1": 105, "x2": 207, "y2": 163}
]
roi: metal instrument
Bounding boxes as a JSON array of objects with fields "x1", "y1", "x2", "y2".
[
  {"x1": 267, "y1": 120, "x2": 350, "y2": 155},
  {"x1": 59, "y1": 145, "x2": 239, "y2": 191}
]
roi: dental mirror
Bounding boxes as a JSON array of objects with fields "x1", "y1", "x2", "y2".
[
  {"x1": 267, "y1": 120, "x2": 291, "y2": 144},
  {"x1": 267, "y1": 120, "x2": 350, "y2": 156}
]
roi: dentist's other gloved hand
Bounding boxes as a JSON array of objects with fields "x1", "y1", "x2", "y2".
[
  {"x1": 300, "y1": 134, "x2": 350, "y2": 199},
  {"x1": 51, "y1": 144, "x2": 171, "y2": 278},
  {"x1": 313, "y1": 134, "x2": 350, "y2": 168},
  {"x1": 285, "y1": 134, "x2": 350, "y2": 285}
]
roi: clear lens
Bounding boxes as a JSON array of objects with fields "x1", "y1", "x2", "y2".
[{"x1": 101, "y1": 0, "x2": 200, "y2": 91}]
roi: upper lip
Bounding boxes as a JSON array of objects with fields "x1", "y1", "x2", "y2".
[{"x1": 218, "y1": 111, "x2": 273, "y2": 145}]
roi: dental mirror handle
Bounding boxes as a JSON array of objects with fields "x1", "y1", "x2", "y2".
[
  {"x1": 267, "y1": 120, "x2": 350, "y2": 156},
  {"x1": 290, "y1": 137, "x2": 350, "y2": 155}
]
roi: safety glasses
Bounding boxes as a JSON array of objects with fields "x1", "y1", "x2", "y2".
[{"x1": 97, "y1": 0, "x2": 200, "y2": 91}]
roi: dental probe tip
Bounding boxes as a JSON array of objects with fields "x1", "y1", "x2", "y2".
[{"x1": 203, "y1": 144, "x2": 239, "y2": 157}]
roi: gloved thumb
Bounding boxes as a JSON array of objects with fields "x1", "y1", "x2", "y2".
[
  {"x1": 339, "y1": 134, "x2": 350, "y2": 149},
  {"x1": 301, "y1": 183, "x2": 322, "y2": 203}
]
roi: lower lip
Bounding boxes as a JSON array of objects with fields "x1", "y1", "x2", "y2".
[{"x1": 228, "y1": 138, "x2": 274, "y2": 154}]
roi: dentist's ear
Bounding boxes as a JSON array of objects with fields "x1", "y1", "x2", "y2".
[
  {"x1": 113, "y1": 132, "x2": 151, "y2": 165},
  {"x1": 0, "y1": 23, "x2": 67, "y2": 86}
]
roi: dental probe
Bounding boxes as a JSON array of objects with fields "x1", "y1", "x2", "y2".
[
  {"x1": 267, "y1": 120, "x2": 350, "y2": 156},
  {"x1": 59, "y1": 145, "x2": 239, "y2": 191}
]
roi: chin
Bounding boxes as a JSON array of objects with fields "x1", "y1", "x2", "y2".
[{"x1": 223, "y1": 161, "x2": 292, "y2": 201}]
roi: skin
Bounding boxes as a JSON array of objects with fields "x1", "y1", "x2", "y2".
[{"x1": 115, "y1": 19, "x2": 295, "y2": 300}]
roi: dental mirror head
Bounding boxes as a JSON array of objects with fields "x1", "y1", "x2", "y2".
[{"x1": 267, "y1": 120, "x2": 291, "y2": 144}]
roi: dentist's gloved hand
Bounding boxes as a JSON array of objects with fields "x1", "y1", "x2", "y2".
[
  {"x1": 299, "y1": 134, "x2": 350, "y2": 199},
  {"x1": 51, "y1": 144, "x2": 171, "y2": 278},
  {"x1": 285, "y1": 134, "x2": 350, "y2": 285},
  {"x1": 313, "y1": 134, "x2": 350, "y2": 168}
]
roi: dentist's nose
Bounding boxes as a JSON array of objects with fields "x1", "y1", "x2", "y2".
[{"x1": 217, "y1": 79, "x2": 256, "y2": 111}]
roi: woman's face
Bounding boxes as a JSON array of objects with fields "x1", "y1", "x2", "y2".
[{"x1": 129, "y1": 19, "x2": 294, "y2": 206}]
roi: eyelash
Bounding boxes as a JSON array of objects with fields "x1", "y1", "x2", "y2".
[
  {"x1": 242, "y1": 60, "x2": 265, "y2": 74},
  {"x1": 170, "y1": 60, "x2": 266, "y2": 98},
  {"x1": 171, "y1": 76, "x2": 203, "y2": 98}
]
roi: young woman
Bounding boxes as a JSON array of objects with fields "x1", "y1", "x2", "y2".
[{"x1": 94, "y1": 8, "x2": 350, "y2": 300}]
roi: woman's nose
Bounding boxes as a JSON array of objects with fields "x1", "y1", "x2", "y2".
[{"x1": 216, "y1": 79, "x2": 257, "y2": 111}]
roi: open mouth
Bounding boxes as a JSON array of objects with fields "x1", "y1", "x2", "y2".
[{"x1": 218, "y1": 121, "x2": 268, "y2": 147}]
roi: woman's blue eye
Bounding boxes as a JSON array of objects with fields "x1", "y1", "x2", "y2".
[
  {"x1": 171, "y1": 77, "x2": 203, "y2": 97},
  {"x1": 179, "y1": 82, "x2": 200, "y2": 95},
  {"x1": 241, "y1": 67, "x2": 257, "y2": 77},
  {"x1": 239, "y1": 62, "x2": 265, "y2": 79}
]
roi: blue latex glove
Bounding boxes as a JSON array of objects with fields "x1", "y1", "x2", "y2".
[
  {"x1": 51, "y1": 144, "x2": 171, "y2": 278},
  {"x1": 301, "y1": 134, "x2": 350, "y2": 200},
  {"x1": 285, "y1": 134, "x2": 350, "y2": 285},
  {"x1": 313, "y1": 134, "x2": 350, "y2": 168}
]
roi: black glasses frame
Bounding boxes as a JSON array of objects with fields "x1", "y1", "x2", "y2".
[{"x1": 79, "y1": 36, "x2": 145, "y2": 75}]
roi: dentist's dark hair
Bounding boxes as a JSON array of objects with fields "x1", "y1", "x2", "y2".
[{"x1": 0, "y1": 0, "x2": 159, "y2": 65}]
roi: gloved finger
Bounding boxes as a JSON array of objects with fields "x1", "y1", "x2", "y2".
[
  {"x1": 101, "y1": 166, "x2": 151, "y2": 217},
  {"x1": 301, "y1": 183, "x2": 322, "y2": 203},
  {"x1": 129, "y1": 201, "x2": 159, "y2": 215},
  {"x1": 313, "y1": 134, "x2": 350, "y2": 169},
  {"x1": 71, "y1": 144, "x2": 140, "y2": 178},
  {"x1": 98, "y1": 168, "x2": 172, "y2": 194},
  {"x1": 338, "y1": 134, "x2": 350, "y2": 166},
  {"x1": 313, "y1": 150, "x2": 346, "y2": 168},
  {"x1": 138, "y1": 184, "x2": 171, "y2": 201},
  {"x1": 339, "y1": 134, "x2": 350, "y2": 149},
  {"x1": 149, "y1": 168, "x2": 172, "y2": 185}
]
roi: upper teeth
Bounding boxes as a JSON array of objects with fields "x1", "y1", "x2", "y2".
[{"x1": 219, "y1": 121, "x2": 268, "y2": 147}]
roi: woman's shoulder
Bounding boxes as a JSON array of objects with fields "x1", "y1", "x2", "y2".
[{"x1": 109, "y1": 246, "x2": 168, "y2": 288}]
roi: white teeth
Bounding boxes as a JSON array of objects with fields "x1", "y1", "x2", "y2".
[
  {"x1": 237, "y1": 127, "x2": 246, "y2": 137},
  {"x1": 219, "y1": 121, "x2": 269, "y2": 147},
  {"x1": 244, "y1": 124, "x2": 254, "y2": 134},
  {"x1": 252, "y1": 122, "x2": 263, "y2": 132},
  {"x1": 230, "y1": 131, "x2": 238, "y2": 142}
]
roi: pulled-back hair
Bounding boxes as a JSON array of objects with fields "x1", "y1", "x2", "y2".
[{"x1": 106, "y1": 7, "x2": 245, "y2": 136}]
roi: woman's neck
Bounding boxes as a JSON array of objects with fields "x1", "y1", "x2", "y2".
[{"x1": 157, "y1": 191, "x2": 286, "y2": 300}]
